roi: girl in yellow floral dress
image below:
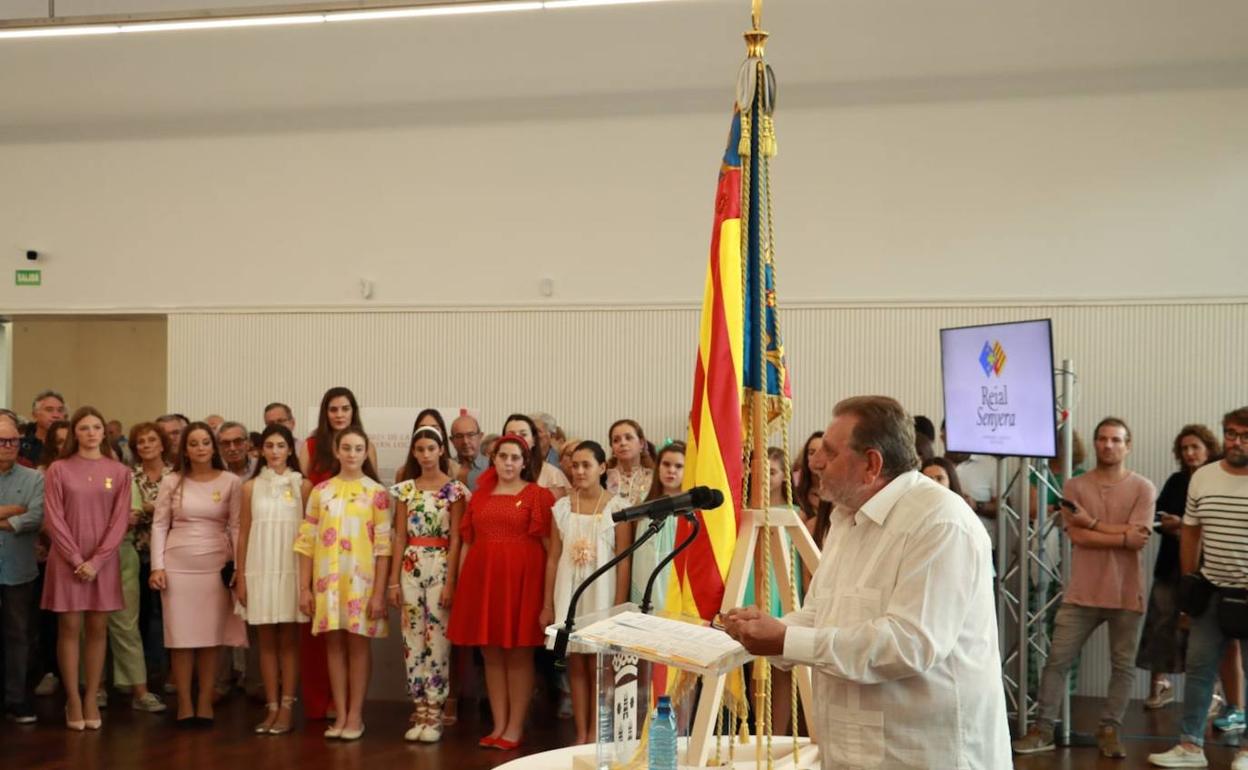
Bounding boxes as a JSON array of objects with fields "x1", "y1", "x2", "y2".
[{"x1": 294, "y1": 427, "x2": 391, "y2": 741}]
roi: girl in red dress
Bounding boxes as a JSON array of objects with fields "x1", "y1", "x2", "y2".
[{"x1": 448, "y1": 434, "x2": 553, "y2": 750}]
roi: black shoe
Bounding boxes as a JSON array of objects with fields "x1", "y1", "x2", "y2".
[
  {"x1": 175, "y1": 715, "x2": 197, "y2": 729},
  {"x1": 4, "y1": 705, "x2": 37, "y2": 725},
  {"x1": 193, "y1": 716, "x2": 215, "y2": 728}
]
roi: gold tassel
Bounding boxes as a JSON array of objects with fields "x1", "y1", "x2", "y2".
[
  {"x1": 739, "y1": 111, "x2": 752, "y2": 157},
  {"x1": 762, "y1": 114, "x2": 777, "y2": 157}
]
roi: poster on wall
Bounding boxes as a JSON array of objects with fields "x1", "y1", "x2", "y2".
[{"x1": 303, "y1": 406, "x2": 481, "y2": 483}]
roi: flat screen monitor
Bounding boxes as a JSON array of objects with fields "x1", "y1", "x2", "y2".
[{"x1": 940, "y1": 319, "x2": 1057, "y2": 458}]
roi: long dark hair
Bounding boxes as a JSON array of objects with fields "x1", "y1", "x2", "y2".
[
  {"x1": 60, "y1": 407, "x2": 115, "y2": 461},
  {"x1": 411, "y1": 409, "x2": 449, "y2": 442},
  {"x1": 312, "y1": 387, "x2": 362, "y2": 476},
  {"x1": 921, "y1": 457, "x2": 965, "y2": 498},
  {"x1": 796, "y1": 431, "x2": 833, "y2": 547},
  {"x1": 502, "y1": 413, "x2": 545, "y2": 478},
  {"x1": 331, "y1": 427, "x2": 381, "y2": 483},
  {"x1": 399, "y1": 425, "x2": 450, "y2": 482},
  {"x1": 645, "y1": 442, "x2": 686, "y2": 502},
  {"x1": 571, "y1": 440, "x2": 609, "y2": 489},
  {"x1": 38, "y1": 419, "x2": 70, "y2": 469},
  {"x1": 172, "y1": 422, "x2": 226, "y2": 509},
  {"x1": 251, "y1": 424, "x2": 302, "y2": 480}
]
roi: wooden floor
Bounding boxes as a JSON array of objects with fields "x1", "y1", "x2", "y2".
[{"x1": 5, "y1": 690, "x2": 1248, "y2": 770}]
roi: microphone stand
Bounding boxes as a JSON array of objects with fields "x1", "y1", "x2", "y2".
[
  {"x1": 552, "y1": 514, "x2": 671, "y2": 661},
  {"x1": 639, "y1": 510, "x2": 700, "y2": 615}
]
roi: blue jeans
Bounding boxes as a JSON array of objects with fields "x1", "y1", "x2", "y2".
[{"x1": 1181, "y1": 602, "x2": 1248, "y2": 746}]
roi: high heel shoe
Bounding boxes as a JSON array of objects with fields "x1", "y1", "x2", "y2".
[
  {"x1": 64, "y1": 707, "x2": 85, "y2": 732},
  {"x1": 255, "y1": 703, "x2": 278, "y2": 734},
  {"x1": 493, "y1": 736, "x2": 524, "y2": 751},
  {"x1": 84, "y1": 717, "x2": 102, "y2": 730},
  {"x1": 324, "y1": 724, "x2": 344, "y2": 739},
  {"x1": 478, "y1": 735, "x2": 501, "y2": 748}
]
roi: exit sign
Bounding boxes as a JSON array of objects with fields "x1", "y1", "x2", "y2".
[{"x1": 15, "y1": 269, "x2": 41, "y2": 286}]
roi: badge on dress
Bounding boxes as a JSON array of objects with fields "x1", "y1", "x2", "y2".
[
  {"x1": 212, "y1": 490, "x2": 222, "y2": 502},
  {"x1": 283, "y1": 488, "x2": 295, "y2": 502}
]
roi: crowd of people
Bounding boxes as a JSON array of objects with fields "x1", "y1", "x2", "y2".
[{"x1": 2, "y1": 387, "x2": 1247, "y2": 768}]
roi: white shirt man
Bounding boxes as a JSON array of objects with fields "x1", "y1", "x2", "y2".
[{"x1": 725, "y1": 397, "x2": 1010, "y2": 770}]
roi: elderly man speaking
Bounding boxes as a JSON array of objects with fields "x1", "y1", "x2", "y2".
[{"x1": 724, "y1": 396, "x2": 1010, "y2": 769}]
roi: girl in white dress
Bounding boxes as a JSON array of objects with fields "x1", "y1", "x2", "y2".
[
  {"x1": 542, "y1": 441, "x2": 631, "y2": 745},
  {"x1": 234, "y1": 424, "x2": 311, "y2": 735}
]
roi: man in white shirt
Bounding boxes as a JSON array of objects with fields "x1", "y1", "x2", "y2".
[{"x1": 725, "y1": 396, "x2": 1010, "y2": 769}]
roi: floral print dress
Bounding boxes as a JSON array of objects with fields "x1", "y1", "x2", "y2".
[
  {"x1": 294, "y1": 476, "x2": 392, "y2": 638},
  {"x1": 390, "y1": 478, "x2": 467, "y2": 706}
]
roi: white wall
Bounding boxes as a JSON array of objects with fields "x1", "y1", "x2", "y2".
[
  {"x1": 3, "y1": 86, "x2": 1247, "y2": 312},
  {"x1": 167, "y1": 300, "x2": 1247, "y2": 700}
]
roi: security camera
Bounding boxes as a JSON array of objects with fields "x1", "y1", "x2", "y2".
[{"x1": 25, "y1": 250, "x2": 38, "y2": 261}]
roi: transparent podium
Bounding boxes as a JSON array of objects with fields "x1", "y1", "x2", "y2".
[{"x1": 550, "y1": 603, "x2": 756, "y2": 770}]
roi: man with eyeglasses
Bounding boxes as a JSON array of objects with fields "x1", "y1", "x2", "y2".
[
  {"x1": 450, "y1": 413, "x2": 487, "y2": 490},
  {"x1": 1151, "y1": 407, "x2": 1248, "y2": 769},
  {"x1": 18, "y1": 390, "x2": 67, "y2": 467},
  {"x1": 0, "y1": 414, "x2": 45, "y2": 723},
  {"x1": 218, "y1": 421, "x2": 257, "y2": 479}
]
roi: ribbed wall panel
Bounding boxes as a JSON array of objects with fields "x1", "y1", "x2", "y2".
[{"x1": 169, "y1": 301, "x2": 1248, "y2": 700}]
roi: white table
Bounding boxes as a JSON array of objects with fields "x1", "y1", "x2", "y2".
[{"x1": 496, "y1": 736, "x2": 815, "y2": 770}]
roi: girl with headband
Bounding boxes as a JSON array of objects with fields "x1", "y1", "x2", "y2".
[{"x1": 386, "y1": 424, "x2": 467, "y2": 742}]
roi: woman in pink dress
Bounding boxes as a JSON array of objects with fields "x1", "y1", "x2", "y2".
[
  {"x1": 149, "y1": 422, "x2": 246, "y2": 725},
  {"x1": 40, "y1": 406, "x2": 132, "y2": 731}
]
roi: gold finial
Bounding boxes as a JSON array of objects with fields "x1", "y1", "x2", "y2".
[{"x1": 745, "y1": 0, "x2": 766, "y2": 57}]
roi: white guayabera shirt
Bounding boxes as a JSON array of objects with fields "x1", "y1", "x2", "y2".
[{"x1": 778, "y1": 471, "x2": 1010, "y2": 769}]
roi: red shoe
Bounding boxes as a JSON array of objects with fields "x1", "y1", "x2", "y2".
[
  {"x1": 479, "y1": 735, "x2": 500, "y2": 748},
  {"x1": 493, "y1": 736, "x2": 524, "y2": 751}
]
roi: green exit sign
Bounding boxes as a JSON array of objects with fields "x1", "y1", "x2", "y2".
[{"x1": 15, "y1": 269, "x2": 41, "y2": 286}]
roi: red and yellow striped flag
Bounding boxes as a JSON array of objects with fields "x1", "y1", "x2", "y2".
[{"x1": 668, "y1": 113, "x2": 748, "y2": 623}]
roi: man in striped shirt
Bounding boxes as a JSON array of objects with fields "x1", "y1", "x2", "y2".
[{"x1": 1150, "y1": 406, "x2": 1248, "y2": 769}]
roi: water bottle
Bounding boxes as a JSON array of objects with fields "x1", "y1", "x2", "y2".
[{"x1": 648, "y1": 695, "x2": 677, "y2": 770}]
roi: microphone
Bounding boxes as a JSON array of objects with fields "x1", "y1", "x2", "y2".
[{"x1": 610, "y1": 486, "x2": 724, "y2": 524}]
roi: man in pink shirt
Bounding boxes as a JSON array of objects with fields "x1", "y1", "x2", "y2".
[{"x1": 1014, "y1": 417, "x2": 1156, "y2": 759}]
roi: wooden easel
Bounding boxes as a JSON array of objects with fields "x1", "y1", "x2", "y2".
[{"x1": 684, "y1": 504, "x2": 822, "y2": 769}]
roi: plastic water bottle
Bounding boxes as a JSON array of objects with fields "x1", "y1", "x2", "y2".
[{"x1": 648, "y1": 695, "x2": 677, "y2": 770}]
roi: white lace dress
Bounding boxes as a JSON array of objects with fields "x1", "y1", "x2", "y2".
[{"x1": 243, "y1": 468, "x2": 308, "y2": 624}]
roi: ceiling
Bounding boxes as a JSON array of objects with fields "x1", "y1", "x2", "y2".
[{"x1": 3, "y1": 0, "x2": 1248, "y2": 139}]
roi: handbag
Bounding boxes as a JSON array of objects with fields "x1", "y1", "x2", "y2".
[
  {"x1": 1218, "y1": 587, "x2": 1248, "y2": 639},
  {"x1": 1178, "y1": 573, "x2": 1216, "y2": 617}
]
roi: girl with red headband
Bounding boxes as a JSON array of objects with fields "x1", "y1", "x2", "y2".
[{"x1": 447, "y1": 433, "x2": 554, "y2": 751}]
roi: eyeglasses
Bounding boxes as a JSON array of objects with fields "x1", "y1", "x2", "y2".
[
  {"x1": 0, "y1": 438, "x2": 20, "y2": 448},
  {"x1": 1226, "y1": 429, "x2": 1248, "y2": 444},
  {"x1": 450, "y1": 431, "x2": 482, "y2": 442},
  {"x1": 219, "y1": 438, "x2": 249, "y2": 448}
]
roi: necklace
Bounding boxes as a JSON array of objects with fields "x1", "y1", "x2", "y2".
[{"x1": 569, "y1": 488, "x2": 608, "y2": 570}]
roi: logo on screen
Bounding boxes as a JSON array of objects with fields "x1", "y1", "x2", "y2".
[{"x1": 979, "y1": 340, "x2": 1006, "y2": 378}]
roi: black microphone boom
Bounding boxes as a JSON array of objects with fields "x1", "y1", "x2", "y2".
[{"x1": 610, "y1": 486, "x2": 724, "y2": 523}]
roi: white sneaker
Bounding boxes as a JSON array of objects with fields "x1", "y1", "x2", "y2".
[
  {"x1": 34, "y1": 673, "x2": 58, "y2": 696},
  {"x1": 1232, "y1": 752, "x2": 1248, "y2": 770},
  {"x1": 132, "y1": 693, "x2": 168, "y2": 713},
  {"x1": 96, "y1": 689, "x2": 108, "y2": 708},
  {"x1": 1149, "y1": 744, "x2": 1209, "y2": 768}
]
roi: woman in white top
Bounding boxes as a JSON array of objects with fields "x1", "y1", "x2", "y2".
[
  {"x1": 502, "y1": 414, "x2": 569, "y2": 500},
  {"x1": 542, "y1": 440, "x2": 630, "y2": 745},
  {"x1": 234, "y1": 424, "x2": 311, "y2": 735}
]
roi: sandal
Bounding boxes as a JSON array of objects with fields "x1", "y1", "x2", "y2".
[
  {"x1": 269, "y1": 697, "x2": 296, "y2": 734},
  {"x1": 442, "y1": 697, "x2": 458, "y2": 726},
  {"x1": 255, "y1": 702, "x2": 278, "y2": 734}
]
